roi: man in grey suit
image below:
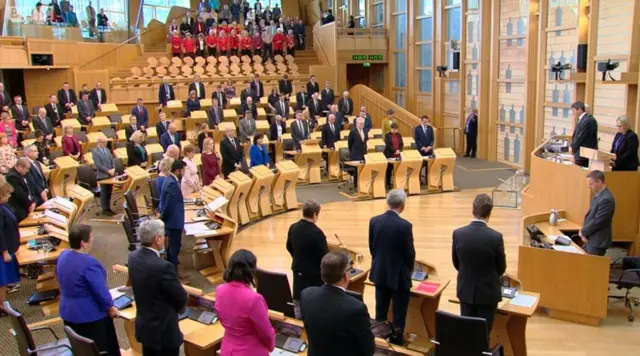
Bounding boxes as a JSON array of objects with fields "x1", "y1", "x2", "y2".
[
  {"x1": 77, "y1": 91, "x2": 96, "y2": 126},
  {"x1": 291, "y1": 110, "x2": 310, "y2": 150},
  {"x1": 238, "y1": 111, "x2": 257, "y2": 143},
  {"x1": 579, "y1": 170, "x2": 615, "y2": 256},
  {"x1": 93, "y1": 136, "x2": 117, "y2": 216}
]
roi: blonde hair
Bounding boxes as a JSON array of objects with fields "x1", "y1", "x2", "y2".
[
  {"x1": 203, "y1": 137, "x2": 215, "y2": 153},
  {"x1": 0, "y1": 181, "x2": 13, "y2": 204},
  {"x1": 0, "y1": 132, "x2": 7, "y2": 146},
  {"x1": 64, "y1": 125, "x2": 74, "y2": 135},
  {"x1": 131, "y1": 130, "x2": 144, "y2": 144},
  {"x1": 183, "y1": 143, "x2": 196, "y2": 156},
  {"x1": 159, "y1": 157, "x2": 174, "y2": 174}
]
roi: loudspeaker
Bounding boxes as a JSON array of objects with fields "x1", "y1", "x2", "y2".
[
  {"x1": 452, "y1": 52, "x2": 460, "y2": 70},
  {"x1": 577, "y1": 44, "x2": 588, "y2": 72}
]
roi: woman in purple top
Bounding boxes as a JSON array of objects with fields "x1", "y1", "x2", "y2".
[
  {"x1": 216, "y1": 249, "x2": 275, "y2": 356},
  {"x1": 56, "y1": 224, "x2": 121, "y2": 355}
]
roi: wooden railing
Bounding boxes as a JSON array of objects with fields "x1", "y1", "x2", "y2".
[
  {"x1": 337, "y1": 28, "x2": 388, "y2": 37},
  {"x1": 313, "y1": 21, "x2": 337, "y2": 66},
  {"x1": 304, "y1": 0, "x2": 322, "y2": 25},
  {"x1": 350, "y1": 84, "x2": 437, "y2": 147}
]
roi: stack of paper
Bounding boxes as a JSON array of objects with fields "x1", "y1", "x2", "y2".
[
  {"x1": 206, "y1": 196, "x2": 229, "y2": 212},
  {"x1": 510, "y1": 293, "x2": 538, "y2": 308},
  {"x1": 184, "y1": 222, "x2": 217, "y2": 237},
  {"x1": 552, "y1": 245, "x2": 582, "y2": 254}
]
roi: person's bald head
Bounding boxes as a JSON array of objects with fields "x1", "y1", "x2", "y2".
[
  {"x1": 225, "y1": 126, "x2": 236, "y2": 138},
  {"x1": 166, "y1": 144, "x2": 180, "y2": 159},
  {"x1": 97, "y1": 135, "x2": 108, "y2": 147},
  {"x1": 38, "y1": 107, "x2": 47, "y2": 118}
]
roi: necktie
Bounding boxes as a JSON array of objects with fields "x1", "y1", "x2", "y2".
[
  {"x1": 66, "y1": 91, "x2": 70, "y2": 101},
  {"x1": 231, "y1": 139, "x2": 237, "y2": 150},
  {"x1": 218, "y1": 92, "x2": 222, "y2": 103},
  {"x1": 423, "y1": 125, "x2": 427, "y2": 136},
  {"x1": 164, "y1": 121, "x2": 168, "y2": 130},
  {"x1": 170, "y1": 134, "x2": 175, "y2": 143},
  {"x1": 281, "y1": 102, "x2": 285, "y2": 113},
  {"x1": 196, "y1": 83, "x2": 200, "y2": 97},
  {"x1": 18, "y1": 106, "x2": 22, "y2": 115},
  {"x1": 52, "y1": 103, "x2": 57, "y2": 113},
  {"x1": 330, "y1": 124, "x2": 334, "y2": 133},
  {"x1": 165, "y1": 85, "x2": 170, "y2": 99},
  {"x1": 298, "y1": 121, "x2": 302, "y2": 135},
  {"x1": 42, "y1": 118, "x2": 48, "y2": 130},
  {"x1": 97, "y1": 90, "x2": 101, "y2": 102},
  {"x1": 24, "y1": 178, "x2": 33, "y2": 201},
  {"x1": 34, "y1": 161, "x2": 44, "y2": 180}
]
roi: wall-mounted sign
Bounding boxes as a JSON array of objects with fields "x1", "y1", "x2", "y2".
[
  {"x1": 363, "y1": 62, "x2": 371, "y2": 67},
  {"x1": 352, "y1": 54, "x2": 384, "y2": 61}
]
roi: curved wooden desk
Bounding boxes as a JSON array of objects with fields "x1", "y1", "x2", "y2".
[
  {"x1": 429, "y1": 148, "x2": 456, "y2": 192},
  {"x1": 272, "y1": 160, "x2": 300, "y2": 211},
  {"x1": 227, "y1": 171, "x2": 253, "y2": 225},
  {"x1": 50, "y1": 156, "x2": 79, "y2": 197},
  {"x1": 209, "y1": 177, "x2": 235, "y2": 217},
  {"x1": 346, "y1": 153, "x2": 388, "y2": 199},
  {"x1": 327, "y1": 242, "x2": 370, "y2": 295},
  {"x1": 248, "y1": 165, "x2": 275, "y2": 219},
  {"x1": 393, "y1": 151, "x2": 424, "y2": 195},
  {"x1": 124, "y1": 165, "x2": 152, "y2": 211},
  {"x1": 288, "y1": 139, "x2": 323, "y2": 184}
]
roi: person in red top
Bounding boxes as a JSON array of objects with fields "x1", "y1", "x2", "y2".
[
  {"x1": 170, "y1": 30, "x2": 183, "y2": 58},
  {"x1": 273, "y1": 28, "x2": 285, "y2": 57},
  {"x1": 383, "y1": 123, "x2": 404, "y2": 188},
  {"x1": 217, "y1": 22, "x2": 227, "y2": 36},
  {"x1": 252, "y1": 32, "x2": 263, "y2": 58},
  {"x1": 206, "y1": 29, "x2": 217, "y2": 57},
  {"x1": 240, "y1": 30, "x2": 253, "y2": 57},
  {"x1": 218, "y1": 31, "x2": 229, "y2": 56},
  {"x1": 182, "y1": 33, "x2": 196, "y2": 58},
  {"x1": 286, "y1": 29, "x2": 296, "y2": 57},
  {"x1": 229, "y1": 29, "x2": 239, "y2": 56}
]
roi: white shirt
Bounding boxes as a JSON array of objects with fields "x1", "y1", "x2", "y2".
[
  {"x1": 144, "y1": 246, "x2": 161, "y2": 257},
  {"x1": 334, "y1": 285, "x2": 346, "y2": 292},
  {"x1": 578, "y1": 112, "x2": 586, "y2": 124},
  {"x1": 277, "y1": 123, "x2": 283, "y2": 138}
]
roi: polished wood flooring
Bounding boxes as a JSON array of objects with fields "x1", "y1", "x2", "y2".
[{"x1": 232, "y1": 189, "x2": 640, "y2": 355}]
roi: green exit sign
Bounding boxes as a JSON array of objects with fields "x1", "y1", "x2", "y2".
[
  {"x1": 368, "y1": 54, "x2": 383, "y2": 60},
  {"x1": 352, "y1": 54, "x2": 384, "y2": 61},
  {"x1": 352, "y1": 55, "x2": 367, "y2": 60}
]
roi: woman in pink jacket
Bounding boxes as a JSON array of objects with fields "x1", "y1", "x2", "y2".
[{"x1": 215, "y1": 249, "x2": 275, "y2": 356}]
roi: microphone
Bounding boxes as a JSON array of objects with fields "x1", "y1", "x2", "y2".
[{"x1": 334, "y1": 234, "x2": 345, "y2": 248}]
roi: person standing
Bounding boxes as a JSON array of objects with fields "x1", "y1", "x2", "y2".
[
  {"x1": 381, "y1": 109, "x2": 395, "y2": 137},
  {"x1": 5, "y1": 158, "x2": 35, "y2": 223},
  {"x1": 220, "y1": 127, "x2": 245, "y2": 177},
  {"x1": 128, "y1": 220, "x2": 188, "y2": 356},
  {"x1": 464, "y1": 109, "x2": 478, "y2": 158},
  {"x1": 159, "y1": 160, "x2": 188, "y2": 281},
  {"x1": 383, "y1": 123, "x2": 403, "y2": 188},
  {"x1": 301, "y1": 252, "x2": 375, "y2": 356},
  {"x1": 610, "y1": 115, "x2": 639, "y2": 171},
  {"x1": 86, "y1": 1, "x2": 96, "y2": 37},
  {"x1": 0, "y1": 182, "x2": 21, "y2": 315},
  {"x1": 580, "y1": 170, "x2": 615, "y2": 256},
  {"x1": 452, "y1": 194, "x2": 506, "y2": 333},
  {"x1": 286, "y1": 200, "x2": 329, "y2": 319},
  {"x1": 569, "y1": 101, "x2": 598, "y2": 167},
  {"x1": 23, "y1": 144, "x2": 48, "y2": 207},
  {"x1": 57, "y1": 225, "x2": 121, "y2": 355},
  {"x1": 369, "y1": 189, "x2": 415, "y2": 345},
  {"x1": 93, "y1": 136, "x2": 117, "y2": 216}
]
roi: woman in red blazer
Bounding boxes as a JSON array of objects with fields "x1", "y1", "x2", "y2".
[
  {"x1": 206, "y1": 29, "x2": 217, "y2": 57},
  {"x1": 61, "y1": 125, "x2": 82, "y2": 161},
  {"x1": 1, "y1": 113, "x2": 17, "y2": 148},
  {"x1": 182, "y1": 33, "x2": 196, "y2": 59},
  {"x1": 272, "y1": 29, "x2": 285, "y2": 57},
  {"x1": 229, "y1": 29, "x2": 239, "y2": 56},
  {"x1": 170, "y1": 31, "x2": 182, "y2": 58},
  {"x1": 240, "y1": 31, "x2": 252, "y2": 57},
  {"x1": 218, "y1": 31, "x2": 229, "y2": 56},
  {"x1": 201, "y1": 137, "x2": 220, "y2": 185}
]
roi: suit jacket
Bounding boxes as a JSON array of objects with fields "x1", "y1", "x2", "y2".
[
  {"x1": 32, "y1": 116, "x2": 55, "y2": 138},
  {"x1": 155, "y1": 120, "x2": 169, "y2": 139},
  {"x1": 347, "y1": 128, "x2": 368, "y2": 161},
  {"x1": 211, "y1": 90, "x2": 228, "y2": 107},
  {"x1": 306, "y1": 81, "x2": 320, "y2": 96},
  {"x1": 25, "y1": 159, "x2": 47, "y2": 206},
  {"x1": 301, "y1": 284, "x2": 375, "y2": 356},
  {"x1": 239, "y1": 118, "x2": 257, "y2": 142},
  {"x1": 321, "y1": 88, "x2": 335, "y2": 110},
  {"x1": 571, "y1": 114, "x2": 598, "y2": 166},
  {"x1": 582, "y1": 188, "x2": 616, "y2": 249},
  {"x1": 89, "y1": 88, "x2": 107, "y2": 107},
  {"x1": 306, "y1": 98, "x2": 322, "y2": 118},
  {"x1": 274, "y1": 100, "x2": 290, "y2": 118},
  {"x1": 383, "y1": 132, "x2": 404, "y2": 158},
  {"x1": 0, "y1": 90, "x2": 11, "y2": 109},
  {"x1": 44, "y1": 103, "x2": 64, "y2": 127},
  {"x1": 126, "y1": 142, "x2": 147, "y2": 167},
  {"x1": 5, "y1": 169, "x2": 33, "y2": 222},
  {"x1": 206, "y1": 106, "x2": 224, "y2": 127},
  {"x1": 220, "y1": 137, "x2": 244, "y2": 177},
  {"x1": 62, "y1": 135, "x2": 82, "y2": 156},
  {"x1": 250, "y1": 80, "x2": 265, "y2": 98},
  {"x1": 57, "y1": 88, "x2": 77, "y2": 110},
  {"x1": 269, "y1": 121, "x2": 286, "y2": 141},
  {"x1": 240, "y1": 88, "x2": 258, "y2": 105},
  {"x1": 158, "y1": 84, "x2": 176, "y2": 107},
  {"x1": 369, "y1": 210, "x2": 415, "y2": 291},
  {"x1": 241, "y1": 102, "x2": 258, "y2": 120},
  {"x1": 11, "y1": 105, "x2": 30, "y2": 131},
  {"x1": 128, "y1": 247, "x2": 187, "y2": 350},
  {"x1": 125, "y1": 124, "x2": 146, "y2": 142},
  {"x1": 188, "y1": 82, "x2": 206, "y2": 100},
  {"x1": 92, "y1": 146, "x2": 115, "y2": 180},
  {"x1": 414, "y1": 124, "x2": 435, "y2": 156},
  {"x1": 295, "y1": 92, "x2": 308, "y2": 111},
  {"x1": 131, "y1": 106, "x2": 149, "y2": 128},
  {"x1": 290, "y1": 119, "x2": 310, "y2": 149},
  {"x1": 452, "y1": 221, "x2": 506, "y2": 305},
  {"x1": 321, "y1": 122, "x2": 339, "y2": 149},
  {"x1": 278, "y1": 79, "x2": 293, "y2": 96},
  {"x1": 77, "y1": 100, "x2": 96, "y2": 125},
  {"x1": 0, "y1": 204, "x2": 20, "y2": 255},
  {"x1": 334, "y1": 112, "x2": 347, "y2": 132},
  {"x1": 338, "y1": 98, "x2": 354, "y2": 116},
  {"x1": 465, "y1": 114, "x2": 478, "y2": 137},
  {"x1": 286, "y1": 219, "x2": 329, "y2": 276},
  {"x1": 160, "y1": 175, "x2": 185, "y2": 230},
  {"x1": 160, "y1": 131, "x2": 181, "y2": 151},
  {"x1": 610, "y1": 131, "x2": 639, "y2": 171}
]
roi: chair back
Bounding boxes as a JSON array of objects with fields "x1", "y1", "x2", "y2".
[
  {"x1": 121, "y1": 214, "x2": 138, "y2": 250},
  {"x1": 49, "y1": 150, "x2": 64, "y2": 161},
  {"x1": 4, "y1": 302, "x2": 36, "y2": 356},
  {"x1": 255, "y1": 268, "x2": 295, "y2": 318},
  {"x1": 77, "y1": 164, "x2": 98, "y2": 189},
  {"x1": 124, "y1": 190, "x2": 139, "y2": 216},
  {"x1": 374, "y1": 145, "x2": 385, "y2": 153},
  {"x1": 434, "y1": 310, "x2": 492, "y2": 356},
  {"x1": 151, "y1": 152, "x2": 164, "y2": 164},
  {"x1": 283, "y1": 139, "x2": 295, "y2": 151},
  {"x1": 114, "y1": 158, "x2": 125, "y2": 174},
  {"x1": 148, "y1": 179, "x2": 160, "y2": 211},
  {"x1": 64, "y1": 326, "x2": 101, "y2": 356},
  {"x1": 338, "y1": 147, "x2": 350, "y2": 162},
  {"x1": 102, "y1": 128, "x2": 116, "y2": 139},
  {"x1": 410, "y1": 142, "x2": 417, "y2": 149}
]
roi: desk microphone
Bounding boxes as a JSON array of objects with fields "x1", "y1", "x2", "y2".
[{"x1": 334, "y1": 234, "x2": 345, "y2": 248}]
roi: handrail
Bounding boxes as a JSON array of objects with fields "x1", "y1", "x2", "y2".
[
  {"x1": 313, "y1": 30, "x2": 330, "y2": 64},
  {"x1": 337, "y1": 28, "x2": 387, "y2": 36},
  {"x1": 312, "y1": 20, "x2": 336, "y2": 65}
]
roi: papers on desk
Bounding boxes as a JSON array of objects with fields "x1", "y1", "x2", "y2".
[
  {"x1": 184, "y1": 222, "x2": 218, "y2": 237},
  {"x1": 51, "y1": 197, "x2": 75, "y2": 213},
  {"x1": 270, "y1": 349, "x2": 297, "y2": 356},
  {"x1": 20, "y1": 228, "x2": 40, "y2": 238},
  {"x1": 205, "y1": 196, "x2": 229, "y2": 212},
  {"x1": 44, "y1": 209, "x2": 68, "y2": 229},
  {"x1": 552, "y1": 245, "x2": 583, "y2": 254},
  {"x1": 510, "y1": 293, "x2": 538, "y2": 308},
  {"x1": 415, "y1": 281, "x2": 441, "y2": 294}
]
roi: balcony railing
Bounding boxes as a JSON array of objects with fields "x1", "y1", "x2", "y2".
[
  {"x1": 337, "y1": 28, "x2": 388, "y2": 37},
  {"x1": 336, "y1": 28, "x2": 388, "y2": 51}
]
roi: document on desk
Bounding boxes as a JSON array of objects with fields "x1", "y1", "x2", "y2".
[
  {"x1": 184, "y1": 222, "x2": 217, "y2": 237},
  {"x1": 510, "y1": 293, "x2": 538, "y2": 308},
  {"x1": 206, "y1": 196, "x2": 229, "y2": 212},
  {"x1": 270, "y1": 349, "x2": 296, "y2": 356},
  {"x1": 552, "y1": 245, "x2": 583, "y2": 254}
]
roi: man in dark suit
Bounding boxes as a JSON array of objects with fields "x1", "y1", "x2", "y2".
[
  {"x1": 131, "y1": 97, "x2": 149, "y2": 129},
  {"x1": 10, "y1": 95, "x2": 30, "y2": 132},
  {"x1": 331, "y1": 105, "x2": 347, "y2": 132},
  {"x1": 306, "y1": 75, "x2": 320, "y2": 96},
  {"x1": 24, "y1": 145, "x2": 48, "y2": 206},
  {"x1": 274, "y1": 95, "x2": 290, "y2": 119},
  {"x1": 188, "y1": 74, "x2": 206, "y2": 100},
  {"x1": 33, "y1": 108, "x2": 55, "y2": 143},
  {"x1": 570, "y1": 101, "x2": 598, "y2": 167},
  {"x1": 77, "y1": 91, "x2": 96, "y2": 126},
  {"x1": 414, "y1": 115, "x2": 434, "y2": 156},
  {"x1": 321, "y1": 114, "x2": 339, "y2": 149},
  {"x1": 128, "y1": 219, "x2": 188, "y2": 356},
  {"x1": 206, "y1": 98, "x2": 224, "y2": 129},
  {"x1": 92, "y1": 136, "x2": 117, "y2": 216},
  {"x1": 155, "y1": 112, "x2": 170, "y2": 139},
  {"x1": 211, "y1": 85, "x2": 228, "y2": 107},
  {"x1": 240, "y1": 82, "x2": 257, "y2": 105},
  {"x1": 452, "y1": 193, "x2": 506, "y2": 333},
  {"x1": 279, "y1": 74, "x2": 293, "y2": 98},
  {"x1": 158, "y1": 77, "x2": 176, "y2": 107},
  {"x1": 0, "y1": 82, "x2": 11, "y2": 112},
  {"x1": 580, "y1": 170, "x2": 615, "y2": 256},
  {"x1": 338, "y1": 91, "x2": 354, "y2": 116},
  {"x1": 220, "y1": 127, "x2": 245, "y2": 177},
  {"x1": 125, "y1": 116, "x2": 146, "y2": 142},
  {"x1": 270, "y1": 115, "x2": 287, "y2": 142},
  {"x1": 89, "y1": 82, "x2": 107, "y2": 108},
  {"x1": 295, "y1": 88, "x2": 308, "y2": 112},
  {"x1": 6, "y1": 158, "x2": 35, "y2": 222},
  {"x1": 301, "y1": 252, "x2": 375, "y2": 356},
  {"x1": 44, "y1": 94, "x2": 64, "y2": 128},
  {"x1": 240, "y1": 95, "x2": 258, "y2": 119},
  {"x1": 347, "y1": 117, "x2": 368, "y2": 161},
  {"x1": 464, "y1": 109, "x2": 478, "y2": 158},
  {"x1": 57, "y1": 82, "x2": 77, "y2": 113},
  {"x1": 610, "y1": 116, "x2": 639, "y2": 171},
  {"x1": 286, "y1": 200, "x2": 329, "y2": 318},
  {"x1": 291, "y1": 111, "x2": 310, "y2": 150},
  {"x1": 321, "y1": 80, "x2": 335, "y2": 112},
  {"x1": 159, "y1": 160, "x2": 187, "y2": 278},
  {"x1": 306, "y1": 92, "x2": 322, "y2": 120},
  {"x1": 369, "y1": 189, "x2": 415, "y2": 344},
  {"x1": 160, "y1": 123, "x2": 181, "y2": 151},
  {"x1": 250, "y1": 74, "x2": 265, "y2": 98}
]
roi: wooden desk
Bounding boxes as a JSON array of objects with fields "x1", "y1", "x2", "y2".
[
  {"x1": 115, "y1": 147, "x2": 129, "y2": 165},
  {"x1": 518, "y1": 211, "x2": 610, "y2": 326},
  {"x1": 50, "y1": 156, "x2": 79, "y2": 197},
  {"x1": 66, "y1": 184, "x2": 95, "y2": 225},
  {"x1": 85, "y1": 132, "x2": 108, "y2": 153},
  {"x1": 209, "y1": 178, "x2": 235, "y2": 216},
  {"x1": 89, "y1": 116, "x2": 111, "y2": 133},
  {"x1": 165, "y1": 100, "x2": 184, "y2": 117},
  {"x1": 327, "y1": 242, "x2": 370, "y2": 295},
  {"x1": 199, "y1": 98, "x2": 213, "y2": 109},
  {"x1": 255, "y1": 120, "x2": 269, "y2": 133},
  {"x1": 223, "y1": 109, "x2": 240, "y2": 125},
  {"x1": 146, "y1": 126, "x2": 158, "y2": 141},
  {"x1": 227, "y1": 171, "x2": 253, "y2": 225},
  {"x1": 289, "y1": 139, "x2": 323, "y2": 184},
  {"x1": 248, "y1": 165, "x2": 275, "y2": 219},
  {"x1": 187, "y1": 110, "x2": 208, "y2": 136},
  {"x1": 60, "y1": 118, "x2": 81, "y2": 132},
  {"x1": 429, "y1": 148, "x2": 456, "y2": 191},
  {"x1": 323, "y1": 146, "x2": 341, "y2": 181},
  {"x1": 393, "y1": 151, "x2": 424, "y2": 195},
  {"x1": 145, "y1": 143, "x2": 164, "y2": 166},
  {"x1": 125, "y1": 166, "x2": 152, "y2": 211},
  {"x1": 348, "y1": 153, "x2": 387, "y2": 199},
  {"x1": 99, "y1": 103, "x2": 119, "y2": 116},
  {"x1": 272, "y1": 160, "x2": 300, "y2": 211},
  {"x1": 367, "y1": 138, "x2": 385, "y2": 152}
]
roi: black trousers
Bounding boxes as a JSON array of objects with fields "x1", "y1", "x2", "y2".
[
  {"x1": 263, "y1": 44, "x2": 273, "y2": 60},
  {"x1": 64, "y1": 317, "x2": 121, "y2": 356},
  {"x1": 465, "y1": 133, "x2": 477, "y2": 157},
  {"x1": 375, "y1": 285, "x2": 411, "y2": 337},
  {"x1": 460, "y1": 302, "x2": 498, "y2": 334},
  {"x1": 100, "y1": 184, "x2": 112, "y2": 211},
  {"x1": 385, "y1": 163, "x2": 394, "y2": 187},
  {"x1": 292, "y1": 272, "x2": 323, "y2": 300},
  {"x1": 142, "y1": 346, "x2": 180, "y2": 356}
]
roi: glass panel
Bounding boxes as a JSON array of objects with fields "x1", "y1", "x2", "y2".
[
  {"x1": 419, "y1": 0, "x2": 434, "y2": 16},
  {"x1": 394, "y1": 14, "x2": 407, "y2": 49},
  {"x1": 394, "y1": 52, "x2": 407, "y2": 88},
  {"x1": 447, "y1": 7, "x2": 462, "y2": 41},
  {"x1": 418, "y1": 44, "x2": 432, "y2": 67},
  {"x1": 146, "y1": 0, "x2": 166, "y2": 6},
  {"x1": 418, "y1": 18, "x2": 433, "y2": 42},
  {"x1": 373, "y1": 4, "x2": 384, "y2": 26},
  {"x1": 468, "y1": 0, "x2": 480, "y2": 9},
  {"x1": 156, "y1": 7, "x2": 171, "y2": 23},
  {"x1": 447, "y1": 0, "x2": 462, "y2": 5},
  {"x1": 418, "y1": 70, "x2": 433, "y2": 92},
  {"x1": 395, "y1": 0, "x2": 407, "y2": 13},
  {"x1": 143, "y1": 6, "x2": 155, "y2": 27}
]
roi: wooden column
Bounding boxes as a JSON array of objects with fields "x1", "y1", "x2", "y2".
[
  {"x1": 406, "y1": 0, "x2": 416, "y2": 113},
  {"x1": 456, "y1": 0, "x2": 467, "y2": 156},
  {"x1": 523, "y1": 1, "x2": 539, "y2": 172},
  {"x1": 583, "y1": 0, "x2": 599, "y2": 107},
  {"x1": 433, "y1": 0, "x2": 446, "y2": 145},
  {"x1": 533, "y1": 0, "x2": 548, "y2": 150},
  {"x1": 487, "y1": 0, "x2": 501, "y2": 161},
  {"x1": 477, "y1": 0, "x2": 492, "y2": 159}
]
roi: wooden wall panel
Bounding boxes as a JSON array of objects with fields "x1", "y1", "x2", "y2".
[
  {"x1": 0, "y1": 46, "x2": 29, "y2": 68},
  {"x1": 416, "y1": 94, "x2": 433, "y2": 117},
  {"x1": 464, "y1": 10, "x2": 481, "y2": 115},
  {"x1": 26, "y1": 39, "x2": 142, "y2": 70},
  {"x1": 23, "y1": 69, "x2": 74, "y2": 110},
  {"x1": 596, "y1": 0, "x2": 634, "y2": 56}
]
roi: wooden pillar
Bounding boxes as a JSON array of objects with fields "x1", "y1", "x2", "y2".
[
  {"x1": 457, "y1": 0, "x2": 467, "y2": 156},
  {"x1": 433, "y1": 0, "x2": 446, "y2": 144},
  {"x1": 523, "y1": 1, "x2": 539, "y2": 172},
  {"x1": 477, "y1": 0, "x2": 492, "y2": 159},
  {"x1": 406, "y1": 0, "x2": 416, "y2": 113},
  {"x1": 487, "y1": 0, "x2": 501, "y2": 161},
  {"x1": 584, "y1": 0, "x2": 599, "y2": 107}
]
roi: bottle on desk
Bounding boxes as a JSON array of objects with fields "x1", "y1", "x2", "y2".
[{"x1": 549, "y1": 209, "x2": 560, "y2": 226}]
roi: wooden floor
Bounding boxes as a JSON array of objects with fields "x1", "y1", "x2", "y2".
[{"x1": 232, "y1": 189, "x2": 640, "y2": 356}]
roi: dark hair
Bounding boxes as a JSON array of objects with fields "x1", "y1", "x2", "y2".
[
  {"x1": 170, "y1": 159, "x2": 186, "y2": 172},
  {"x1": 472, "y1": 194, "x2": 493, "y2": 219},
  {"x1": 421, "y1": 115, "x2": 429, "y2": 121},
  {"x1": 302, "y1": 199, "x2": 321, "y2": 218},
  {"x1": 571, "y1": 101, "x2": 586, "y2": 112},
  {"x1": 321, "y1": 252, "x2": 349, "y2": 284},
  {"x1": 223, "y1": 249, "x2": 257, "y2": 286},
  {"x1": 34, "y1": 130, "x2": 44, "y2": 138},
  {"x1": 252, "y1": 133, "x2": 264, "y2": 144},
  {"x1": 587, "y1": 170, "x2": 605, "y2": 183},
  {"x1": 390, "y1": 122, "x2": 398, "y2": 129},
  {"x1": 386, "y1": 109, "x2": 394, "y2": 116},
  {"x1": 69, "y1": 224, "x2": 92, "y2": 249}
]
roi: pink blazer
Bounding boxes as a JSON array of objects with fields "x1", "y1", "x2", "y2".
[
  {"x1": 215, "y1": 281, "x2": 275, "y2": 356},
  {"x1": 2, "y1": 122, "x2": 18, "y2": 148}
]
